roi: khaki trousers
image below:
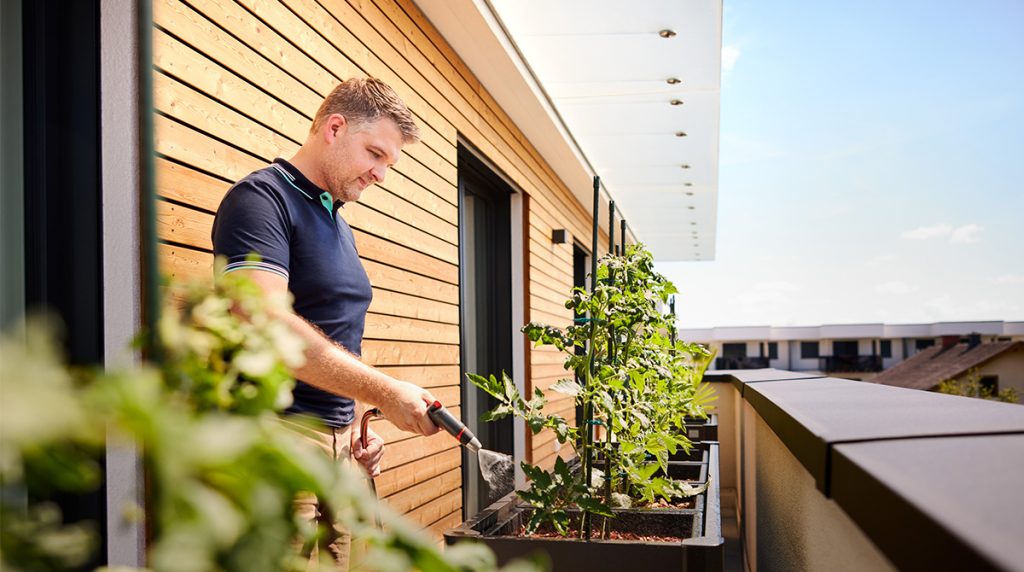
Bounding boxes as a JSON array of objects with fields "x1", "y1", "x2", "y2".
[{"x1": 282, "y1": 418, "x2": 353, "y2": 571}]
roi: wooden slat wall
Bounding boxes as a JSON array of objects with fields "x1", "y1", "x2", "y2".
[{"x1": 153, "y1": 0, "x2": 609, "y2": 539}]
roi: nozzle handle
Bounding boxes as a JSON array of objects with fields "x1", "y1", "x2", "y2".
[{"x1": 427, "y1": 401, "x2": 477, "y2": 448}]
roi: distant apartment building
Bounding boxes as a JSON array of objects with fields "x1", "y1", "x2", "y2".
[{"x1": 677, "y1": 321, "x2": 1024, "y2": 380}]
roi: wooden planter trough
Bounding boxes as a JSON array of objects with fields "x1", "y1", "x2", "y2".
[{"x1": 444, "y1": 442, "x2": 723, "y2": 571}]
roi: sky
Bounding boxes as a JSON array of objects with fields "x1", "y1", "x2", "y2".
[{"x1": 657, "y1": 0, "x2": 1024, "y2": 329}]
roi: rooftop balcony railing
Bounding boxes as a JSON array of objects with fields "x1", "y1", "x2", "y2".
[
  {"x1": 819, "y1": 354, "x2": 884, "y2": 373},
  {"x1": 705, "y1": 368, "x2": 1024, "y2": 571},
  {"x1": 715, "y1": 356, "x2": 771, "y2": 370}
]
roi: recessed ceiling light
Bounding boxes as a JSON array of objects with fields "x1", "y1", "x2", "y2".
[
  {"x1": 675, "y1": 131, "x2": 688, "y2": 137},
  {"x1": 684, "y1": 182, "x2": 693, "y2": 187},
  {"x1": 690, "y1": 222, "x2": 697, "y2": 226},
  {"x1": 670, "y1": 99, "x2": 683, "y2": 106},
  {"x1": 681, "y1": 164, "x2": 691, "y2": 169},
  {"x1": 685, "y1": 192, "x2": 694, "y2": 196},
  {"x1": 688, "y1": 206, "x2": 695, "y2": 210},
  {"x1": 667, "y1": 77, "x2": 681, "y2": 85},
  {"x1": 659, "y1": 29, "x2": 677, "y2": 38}
]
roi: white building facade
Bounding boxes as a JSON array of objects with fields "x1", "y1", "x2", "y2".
[{"x1": 678, "y1": 321, "x2": 1024, "y2": 379}]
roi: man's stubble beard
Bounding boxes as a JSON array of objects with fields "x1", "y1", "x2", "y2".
[{"x1": 323, "y1": 163, "x2": 363, "y2": 204}]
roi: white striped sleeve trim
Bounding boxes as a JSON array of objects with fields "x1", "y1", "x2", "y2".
[{"x1": 222, "y1": 260, "x2": 289, "y2": 281}]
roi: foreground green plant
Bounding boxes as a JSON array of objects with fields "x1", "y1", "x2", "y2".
[
  {"x1": 468, "y1": 244, "x2": 714, "y2": 538},
  {"x1": 1, "y1": 265, "x2": 526, "y2": 571}
]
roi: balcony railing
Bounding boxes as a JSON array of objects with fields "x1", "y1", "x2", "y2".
[
  {"x1": 820, "y1": 354, "x2": 883, "y2": 372},
  {"x1": 704, "y1": 369, "x2": 1024, "y2": 571},
  {"x1": 715, "y1": 356, "x2": 771, "y2": 370}
]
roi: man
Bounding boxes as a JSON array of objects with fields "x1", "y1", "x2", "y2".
[{"x1": 211, "y1": 78, "x2": 440, "y2": 568}]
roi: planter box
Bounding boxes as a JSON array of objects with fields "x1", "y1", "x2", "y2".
[
  {"x1": 682, "y1": 414, "x2": 718, "y2": 444},
  {"x1": 445, "y1": 443, "x2": 723, "y2": 571},
  {"x1": 669, "y1": 442, "x2": 711, "y2": 464}
]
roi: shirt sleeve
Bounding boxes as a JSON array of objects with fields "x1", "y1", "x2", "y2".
[{"x1": 211, "y1": 180, "x2": 291, "y2": 281}]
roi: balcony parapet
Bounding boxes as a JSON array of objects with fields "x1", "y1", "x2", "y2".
[{"x1": 705, "y1": 368, "x2": 1024, "y2": 571}]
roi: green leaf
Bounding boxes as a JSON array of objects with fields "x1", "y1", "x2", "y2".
[
  {"x1": 549, "y1": 378, "x2": 582, "y2": 396},
  {"x1": 575, "y1": 497, "x2": 613, "y2": 518}
]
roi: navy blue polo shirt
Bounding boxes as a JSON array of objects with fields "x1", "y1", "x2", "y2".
[{"x1": 211, "y1": 158, "x2": 372, "y2": 428}]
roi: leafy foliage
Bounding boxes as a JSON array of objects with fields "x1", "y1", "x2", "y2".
[
  {"x1": 1, "y1": 265, "x2": 522, "y2": 571},
  {"x1": 937, "y1": 368, "x2": 1020, "y2": 403},
  {"x1": 468, "y1": 244, "x2": 716, "y2": 538}
]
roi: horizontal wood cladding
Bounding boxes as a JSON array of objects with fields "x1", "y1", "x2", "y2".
[
  {"x1": 374, "y1": 448, "x2": 460, "y2": 498},
  {"x1": 154, "y1": 0, "x2": 616, "y2": 541}
]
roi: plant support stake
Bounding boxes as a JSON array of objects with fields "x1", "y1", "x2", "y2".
[
  {"x1": 620, "y1": 219, "x2": 627, "y2": 254},
  {"x1": 584, "y1": 175, "x2": 600, "y2": 541},
  {"x1": 608, "y1": 201, "x2": 616, "y2": 257}
]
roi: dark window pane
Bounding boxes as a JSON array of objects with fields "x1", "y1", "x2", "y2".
[
  {"x1": 980, "y1": 376, "x2": 999, "y2": 393},
  {"x1": 768, "y1": 342, "x2": 778, "y2": 360},
  {"x1": 880, "y1": 340, "x2": 892, "y2": 358},
  {"x1": 916, "y1": 338, "x2": 935, "y2": 350},
  {"x1": 801, "y1": 341, "x2": 819, "y2": 358},
  {"x1": 834, "y1": 340, "x2": 858, "y2": 357},
  {"x1": 723, "y1": 343, "x2": 747, "y2": 358}
]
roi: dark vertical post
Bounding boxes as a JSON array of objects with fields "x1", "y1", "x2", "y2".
[
  {"x1": 602, "y1": 197, "x2": 617, "y2": 538},
  {"x1": 608, "y1": 201, "x2": 615, "y2": 256},
  {"x1": 584, "y1": 175, "x2": 600, "y2": 540},
  {"x1": 139, "y1": 0, "x2": 161, "y2": 363},
  {"x1": 670, "y1": 295, "x2": 677, "y2": 346},
  {"x1": 620, "y1": 219, "x2": 627, "y2": 254}
]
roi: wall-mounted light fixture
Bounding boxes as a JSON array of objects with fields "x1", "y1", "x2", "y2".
[
  {"x1": 675, "y1": 131, "x2": 687, "y2": 137},
  {"x1": 681, "y1": 164, "x2": 691, "y2": 169},
  {"x1": 659, "y1": 29, "x2": 677, "y2": 38},
  {"x1": 670, "y1": 99, "x2": 684, "y2": 106},
  {"x1": 551, "y1": 229, "x2": 570, "y2": 244},
  {"x1": 666, "y1": 77, "x2": 681, "y2": 85}
]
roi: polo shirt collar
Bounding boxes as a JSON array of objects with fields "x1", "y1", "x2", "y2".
[{"x1": 272, "y1": 158, "x2": 344, "y2": 214}]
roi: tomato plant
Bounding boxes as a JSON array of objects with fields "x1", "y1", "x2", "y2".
[{"x1": 469, "y1": 244, "x2": 715, "y2": 539}]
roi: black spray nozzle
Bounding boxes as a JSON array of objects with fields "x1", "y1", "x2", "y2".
[{"x1": 427, "y1": 401, "x2": 481, "y2": 452}]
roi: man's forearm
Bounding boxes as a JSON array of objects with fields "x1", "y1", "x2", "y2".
[
  {"x1": 233, "y1": 268, "x2": 438, "y2": 435},
  {"x1": 276, "y1": 311, "x2": 396, "y2": 409}
]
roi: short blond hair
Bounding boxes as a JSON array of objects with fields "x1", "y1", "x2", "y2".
[{"x1": 310, "y1": 78, "x2": 420, "y2": 144}]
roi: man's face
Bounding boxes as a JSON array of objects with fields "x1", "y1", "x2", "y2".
[{"x1": 322, "y1": 116, "x2": 404, "y2": 204}]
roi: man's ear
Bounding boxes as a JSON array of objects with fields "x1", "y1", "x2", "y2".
[{"x1": 323, "y1": 113, "x2": 348, "y2": 143}]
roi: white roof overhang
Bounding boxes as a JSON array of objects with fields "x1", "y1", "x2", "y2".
[{"x1": 414, "y1": 0, "x2": 722, "y2": 261}]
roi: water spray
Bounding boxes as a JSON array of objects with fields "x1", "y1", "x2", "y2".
[{"x1": 359, "y1": 401, "x2": 513, "y2": 518}]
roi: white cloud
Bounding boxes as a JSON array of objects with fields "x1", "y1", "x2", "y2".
[
  {"x1": 949, "y1": 224, "x2": 983, "y2": 244},
  {"x1": 900, "y1": 224, "x2": 951, "y2": 240},
  {"x1": 722, "y1": 46, "x2": 741, "y2": 72},
  {"x1": 994, "y1": 274, "x2": 1024, "y2": 285},
  {"x1": 875, "y1": 281, "x2": 916, "y2": 295}
]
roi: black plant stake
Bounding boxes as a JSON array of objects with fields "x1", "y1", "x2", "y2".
[{"x1": 582, "y1": 175, "x2": 601, "y2": 540}]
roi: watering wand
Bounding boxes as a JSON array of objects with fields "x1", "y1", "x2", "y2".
[{"x1": 427, "y1": 400, "x2": 482, "y2": 453}]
